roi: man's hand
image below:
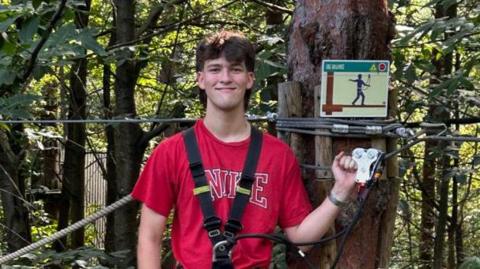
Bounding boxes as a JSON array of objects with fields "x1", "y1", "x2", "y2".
[{"x1": 331, "y1": 151, "x2": 358, "y2": 202}]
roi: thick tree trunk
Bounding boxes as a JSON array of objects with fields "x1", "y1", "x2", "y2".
[
  {"x1": 0, "y1": 129, "x2": 31, "y2": 252},
  {"x1": 57, "y1": 0, "x2": 91, "y2": 249},
  {"x1": 106, "y1": 1, "x2": 144, "y2": 266},
  {"x1": 287, "y1": 1, "x2": 396, "y2": 268}
]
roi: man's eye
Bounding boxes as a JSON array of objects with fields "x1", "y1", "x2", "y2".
[{"x1": 208, "y1": 68, "x2": 220, "y2": 72}]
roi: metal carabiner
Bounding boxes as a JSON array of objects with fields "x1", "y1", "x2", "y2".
[{"x1": 212, "y1": 240, "x2": 232, "y2": 262}]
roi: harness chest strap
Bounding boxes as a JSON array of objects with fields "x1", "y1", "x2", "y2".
[{"x1": 182, "y1": 126, "x2": 263, "y2": 267}]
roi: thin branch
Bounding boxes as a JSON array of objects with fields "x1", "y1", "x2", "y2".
[
  {"x1": 139, "y1": 103, "x2": 187, "y2": 150},
  {"x1": 248, "y1": 0, "x2": 293, "y2": 15},
  {"x1": 22, "y1": 0, "x2": 68, "y2": 82},
  {"x1": 393, "y1": 30, "x2": 480, "y2": 49},
  {"x1": 137, "y1": 0, "x2": 187, "y2": 38},
  {"x1": 405, "y1": 117, "x2": 480, "y2": 128},
  {"x1": 398, "y1": 79, "x2": 478, "y2": 119},
  {"x1": 106, "y1": 0, "x2": 240, "y2": 51}
]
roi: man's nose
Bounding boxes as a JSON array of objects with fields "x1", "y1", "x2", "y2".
[{"x1": 219, "y1": 68, "x2": 232, "y2": 83}]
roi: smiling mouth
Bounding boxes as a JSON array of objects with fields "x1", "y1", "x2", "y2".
[{"x1": 216, "y1": 88, "x2": 236, "y2": 91}]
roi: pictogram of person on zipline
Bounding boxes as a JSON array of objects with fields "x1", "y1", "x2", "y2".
[{"x1": 350, "y1": 74, "x2": 370, "y2": 106}]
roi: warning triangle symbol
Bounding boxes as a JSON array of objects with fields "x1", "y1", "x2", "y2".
[{"x1": 369, "y1": 64, "x2": 378, "y2": 72}]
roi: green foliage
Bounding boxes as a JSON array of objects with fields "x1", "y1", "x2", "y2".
[
  {"x1": 6, "y1": 247, "x2": 129, "y2": 268},
  {"x1": 0, "y1": 0, "x2": 107, "y2": 90},
  {"x1": 0, "y1": 94, "x2": 40, "y2": 119}
]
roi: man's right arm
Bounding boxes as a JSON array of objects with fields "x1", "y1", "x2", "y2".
[{"x1": 137, "y1": 204, "x2": 168, "y2": 269}]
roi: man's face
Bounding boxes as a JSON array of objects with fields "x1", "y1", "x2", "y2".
[{"x1": 197, "y1": 56, "x2": 254, "y2": 113}]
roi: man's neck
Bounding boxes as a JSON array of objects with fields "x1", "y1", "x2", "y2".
[{"x1": 203, "y1": 109, "x2": 250, "y2": 143}]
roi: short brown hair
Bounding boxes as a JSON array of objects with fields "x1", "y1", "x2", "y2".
[{"x1": 196, "y1": 30, "x2": 255, "y2": 110}]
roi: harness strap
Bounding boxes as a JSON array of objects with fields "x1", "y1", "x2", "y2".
[
  {"x1": 225, "y1": 127, "x2": 262, "y2": 237},
  {"x1": 183, "y1": 127, "x2": 224, "y2": 245},
  {"x1": 182, "y1": 125, "x2": 263, "y2": 268}
]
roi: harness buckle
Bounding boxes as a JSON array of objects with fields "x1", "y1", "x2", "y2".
[
  {"x1": 223, "y1": 231, "x2": 235, "y2": 239},
  {"x1": 212, "y1": 240, "x2": 232, "y2": 262},
  {"x1": 225, "y1": 219, "x2": 242, "y2": 234},
  {"x1": 203, "y1": 216, "x2": 222, "y2": 231},
  {"x1": 189, "y1": 161, "x2": 205, "y2": 177},
  {"x1": 208, "y1": 229, "x2": 221, "y2": 238}
]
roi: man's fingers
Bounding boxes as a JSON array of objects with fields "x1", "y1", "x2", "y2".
[
  {"x1": 338, "y1": 156, "x2": 358, "y2": 171},
  {"x1": 339, "y1": 155, "x2": 347, "y2": 167},
  {"x1": 334, "y1": 151, "x2": 345, "y2": 161},
  {"x1": 348, "y1": 159, "x2": 358, "y2": 170}
]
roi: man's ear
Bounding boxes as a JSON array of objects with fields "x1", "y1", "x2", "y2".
[
  {"x1": 197, "y1": 71, "x2": 206, "y2": 90},
  {"x1": 247, "y1": 72, "x2": 255, "y2": 89}
]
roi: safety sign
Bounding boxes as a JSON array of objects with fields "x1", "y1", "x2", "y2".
[{"x1": 320, "y1": 60, "x2": 390, "y2": 117}]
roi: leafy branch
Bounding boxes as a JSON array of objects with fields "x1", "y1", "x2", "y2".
[{"x1": 22, "y1": 0, "x2": 68, "y2": 83}]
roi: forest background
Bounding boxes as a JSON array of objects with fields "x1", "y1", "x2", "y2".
[{"x1": 0, "y1": 0, "x2": 479, "y2": 268}]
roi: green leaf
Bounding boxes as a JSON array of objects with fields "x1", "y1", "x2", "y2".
[
  {"x1": 19, "y1": 16, "x2": 40, "y2": 43},
  {"x1": 0, "y1": 38, "x2": 17, "y2": 55},
  {"x1": 0, "y1": 68, "x2": 17, "y2": 85},
  {"x1": 404, "y1": 63, "x2": 417, "y2": 84},
  {"x1": 32, "y1": 0, "x2": 43, "y2": 9},
  {"x1": 77, "y1": 30, "x2": 107, "y2": 56},
  {"x1": 473, "y1": 155, "x2": 480, "y2": 166},
  {"x1": 32, "y1": 65, "x2": 50, "y2": 80},
  {"x1": 0, "y1": 122, "x2": 10, "y2": 131},
  {"x1": 0, "y1": 94, "x2": 41, "y2": 118},
  {"x1": 454, "y1": 174, "x2": 467, "y2": 184},
  {"x1": 47, "y1": 23, "x2": 76, "y2": 46},
  {"x1": 0, "y1": 15, "x2": 19, "y2": 32}
]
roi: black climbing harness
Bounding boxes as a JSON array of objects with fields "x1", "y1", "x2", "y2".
[{"x1": 183, "y1": 126, "x2": 263, "y2": 269}]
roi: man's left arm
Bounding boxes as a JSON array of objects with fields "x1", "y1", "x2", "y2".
[{"x1": 284, "y1": 151, "x2": 357, "y2": 251}]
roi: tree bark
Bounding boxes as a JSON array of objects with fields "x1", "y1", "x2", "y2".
[
  {"x1": 431, "y1": 4, "x2": 456, "y2": 269},
  {"x1": 57, "y1": 0, "x2": 91, "y2": 250},
  {"x1": 106, "y1": 1, "x2": 144, "y2": 266},
  {"x1": 0, "y1": 129, "x2": 32, "y2": 252},
  {"x1": 287, "y1": 1, "x2": 396, "y2": 268}
]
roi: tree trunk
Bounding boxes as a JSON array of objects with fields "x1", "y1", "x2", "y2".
[
  {"x1": 103, "y1": 62, "x2": 118, "y2": 255},
  {"x1": 431, "y1": 4, "x2": 456, "y2": 269},
  {"x1": 448, "y1": 174, "x2": 458, "y2": 269},
  {"x1": 36, "y1": 82, "x2": 61, "y2": 217},
  {"x1": 106, "y1": 1, "x2": 144, "y2": 266},
  {"x1": 0, "y1": 129, "x2": 31, "y2": 252},
  {"x1": 57, "y1": 0, "x2": 91, "y2": 250},
  {"x1": 420, "y1": 136, "x2": 436, "y2": 268},
  {"x1": 287, "y1": 1, "x2": 396, "y2": 268}
]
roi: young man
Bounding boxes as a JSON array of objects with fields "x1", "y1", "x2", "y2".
[{"x1": 133, "y1": 31, "x2": 358, "y2": 269}]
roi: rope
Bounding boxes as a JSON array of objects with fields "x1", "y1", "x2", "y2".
[{"x1": 0, "y1": 195, "x2": 133, "y2": 264}]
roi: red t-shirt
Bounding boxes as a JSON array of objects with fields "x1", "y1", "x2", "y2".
[{"x1": 132, "y1": 120, "x2": 312, "y2": 269}]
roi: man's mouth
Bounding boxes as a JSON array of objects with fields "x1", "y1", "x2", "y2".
[{"x1": 216, "y1": 87, "x2": 236, "y2": 91}]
